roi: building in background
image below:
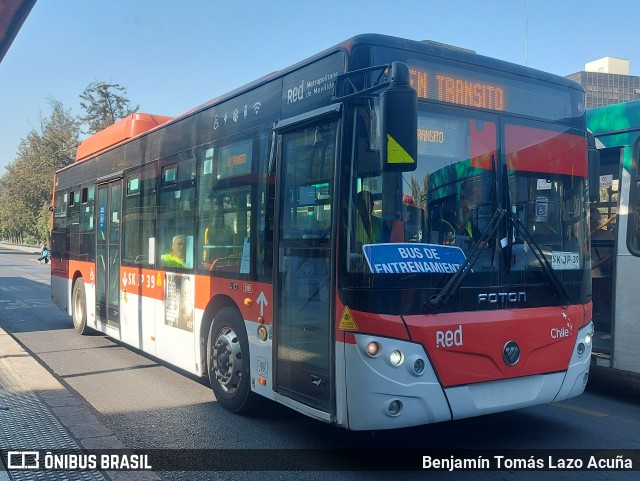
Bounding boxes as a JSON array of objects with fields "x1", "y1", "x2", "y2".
[{"x1": 566, "y1": 57, "x2": 640, "y2": 109}]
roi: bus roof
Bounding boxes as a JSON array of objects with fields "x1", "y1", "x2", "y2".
[
  {"x1": 71, "y1": 34, "x2": 583, "y2": 167},
  {"x1": 76, "y1": 113, "x2": 172, "y2": 161},
  {"x1": 587, "y1": 99, "x2": 640, "y2": 138},
  {"x1": 180, "y1": 33, "x2": 582, "y2": 119}
]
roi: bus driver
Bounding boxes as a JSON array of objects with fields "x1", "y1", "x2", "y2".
[{"x1": 161, "y1": 235, "x2": 187, "y2": 267}]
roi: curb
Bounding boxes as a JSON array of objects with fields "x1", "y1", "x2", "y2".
[{"x1": 0, "y1": 328, "x2": 160, "y2": 481}]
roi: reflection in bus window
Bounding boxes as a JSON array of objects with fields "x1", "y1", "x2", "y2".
[
  {"x1": 280, "y1": 124, "x2": 334, "y2": 243},
  {"x1": 199, "y1": 189, "x2": 251, "y2": 275},
  {"x1": 123, "y1": 165, "x2": 156, "y2": 265},
  {"x1": 354, "y1": 189, "x2": 385, "y2": 250}
]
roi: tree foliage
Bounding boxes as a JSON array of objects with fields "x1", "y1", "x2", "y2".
[
  {"x1": 410, "y1": 173, "x2": 430, "y2": 210},
  {"x1": 0, "y1": 100, "x2": 80, "y2": 243},
  {"x1": 1, "y1": 80, "x2": 138, "y2": 245},
  {"x1": 78, "y1": 81, "x2": 139, "y2": 134}
]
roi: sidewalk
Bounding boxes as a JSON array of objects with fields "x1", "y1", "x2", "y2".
[
  {"x1": 0, "y1": 243, "x2": 40, "y2": 254},
  {"x1": 0, "y1": 328, "x2": 159, "y2": 481}
]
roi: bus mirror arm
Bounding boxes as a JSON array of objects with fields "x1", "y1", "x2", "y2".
[
  {"x1": 332, "y1": 64, "x2": 392, "y2": 102},
  {"x1": 332, "y1": 62, "x2": 417, "y2": 172}
]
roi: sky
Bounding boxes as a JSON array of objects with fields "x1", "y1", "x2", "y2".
[{"x1": 1, "y1": 0, "x2": 639, "y2": 175}]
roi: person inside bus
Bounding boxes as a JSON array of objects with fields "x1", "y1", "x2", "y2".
[
  {"x1": 354, "y1": 190, "x2": 387, "y2": 248},
  {"x1": 440, "y1": 184, "x2": 487, "y2": 249},
  {"x1": 161, "y1": 235, "x2": 187, "y2": 267}
]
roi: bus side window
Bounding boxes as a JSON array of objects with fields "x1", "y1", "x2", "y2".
[
  {"x1": 201, "y1": 189, "x2": 251, "y2": 275},
  {"x1": 51, "y1": 191, "x2": 69, "y2": 263},
  {"x1": 158, "y1": 155, "x2": 196, "y2": 269},
  {"x1": 123, "y1": 166, "x2": 156, "y2": 266}
]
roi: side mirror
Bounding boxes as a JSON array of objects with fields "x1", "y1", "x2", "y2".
[
  {"x1": 380, "y1": 62, "x2": 417, "y2": 172},
  {"x1": 587, "y1": 132, "x2": 600, "y2": 202}
]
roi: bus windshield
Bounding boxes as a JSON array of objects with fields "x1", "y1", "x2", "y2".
[{"x1": 347, "y1": 102, "x2": 588, "y2": 288}]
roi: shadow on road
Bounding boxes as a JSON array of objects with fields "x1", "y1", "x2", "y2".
[{"x1": 587, "y1": 364, "x2": 640, "y2": 405}]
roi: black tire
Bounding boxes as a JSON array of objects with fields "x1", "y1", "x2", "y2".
[
  {"x1": 207, "y1": 307, "x2": 255, "y2": 413},
  {"x1": 72, "y1": 278, "x2": 88, "y2": 334}
]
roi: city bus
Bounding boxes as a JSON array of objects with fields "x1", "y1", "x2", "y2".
[
  {"x1": 587, "y1": 99, "x2": 640, "y2": 375},
  {"x1": 51, "y1": 34, "x2": 594, "y2": 430}
]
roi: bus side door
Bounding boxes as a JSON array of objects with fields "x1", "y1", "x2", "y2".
[
  {"x1": 273, "y1": 112, "x2": 339, "y2": 415},
  {"x1": 96, "y1": 179, "x2": 122, "y2": 329}
]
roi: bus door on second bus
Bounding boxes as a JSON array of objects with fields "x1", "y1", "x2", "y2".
[
  {"x1": 273, "y1": 109, "x2": 339, "y2": 416},
  {"x1": 591, "y1": 147, "x2": 619, "y2": 357},
  {"x1": 96, "y1": 179, "x2": 122, "y2": 330}
]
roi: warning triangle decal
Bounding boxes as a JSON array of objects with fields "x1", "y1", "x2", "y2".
[{"x1": 338, "y1": 306, "x2": 359, "y2": 331}]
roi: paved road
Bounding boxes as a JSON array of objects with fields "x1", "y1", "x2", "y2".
[{"x1": 1, "y1": 247, "x2": 639, "y2": 480}]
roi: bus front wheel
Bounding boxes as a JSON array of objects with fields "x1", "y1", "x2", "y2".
[
  {"x1": 207, "y1": 307, "x2": 255, "y2": 413},
  {"x1": 72, "y1": 278, "x2": 88, "y2": 334}
]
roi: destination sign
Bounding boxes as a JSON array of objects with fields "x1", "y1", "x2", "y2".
[
  {"x1": 405, "y1": 57, "x2": 577, "y2": 121},
  {"x1": 410, "y1": 68, "x2": 505, "y2": 111}
]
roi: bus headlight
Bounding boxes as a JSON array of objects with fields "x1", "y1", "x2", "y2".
[
  {"x1": 389, "y1": 350, "x2": 404, "y2": 366},
  {"x1": 366, "y1": 341, "x2": 381, "y2": 357},
  {"x1": 584, "y1": 332, "x2": 592, "y2": 346}
]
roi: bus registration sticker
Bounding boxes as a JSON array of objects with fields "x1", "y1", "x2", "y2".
[
  {"x1": 551, "y1": 251, "x2": 580, "y2": 270},
  {"x1": 362, "y1": 243, "x2": 467, "y2": 275}
]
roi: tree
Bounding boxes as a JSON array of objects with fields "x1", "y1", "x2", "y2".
[
  {"x1": 410, "y1": 172, "x2": 430, "y2": 210},
  {"x1": 0, "y1": 100, "x2": 80, "y2": 243},
  {"x1": 78, "y1": 81, "x2": 139, "y2": 134}
]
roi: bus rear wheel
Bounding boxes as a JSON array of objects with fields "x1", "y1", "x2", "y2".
[
  {"x1": 207, "y1": 307, "x2": 255, "y2": 413},
  {"x1": 72, "y1": 278, "x2": 88, "y2": 334}
]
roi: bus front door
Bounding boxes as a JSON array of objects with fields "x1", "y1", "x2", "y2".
[
  {"x1": 274, "y1": 117, "x2": 337, "y2": 415},
  {"x1": 96, "y1": 180, "x2": 122, "y2": 328},
  {"x1": 591, "y1": 149, "x2": 619, "y2": 355}
]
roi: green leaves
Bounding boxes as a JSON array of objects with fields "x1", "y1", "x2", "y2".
[
  {"x1": 78, "y1": 81, "x2": 139, "y2": 135},
  {"x1": 1, "y1": 81, "x2": 137, "y2": 244},
  {"x1": 0, "y1": 100, "x2": 79, "y2": 243}
]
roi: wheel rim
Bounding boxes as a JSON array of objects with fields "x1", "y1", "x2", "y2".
[
  {"x1": 212, "y1": 326, "x2": 243, "y2": 394},
  {"x1": 72, "y1": 286, "x2": 84, "y2": 328}
]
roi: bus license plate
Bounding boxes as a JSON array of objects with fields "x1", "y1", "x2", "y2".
[{"x1": 552, "y1": 252, "x2": 580, "y2": 270}]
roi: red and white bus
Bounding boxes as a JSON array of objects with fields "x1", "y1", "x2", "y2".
[{"x1": 51, "y1": 34, "x2": 594, "y2": 430}]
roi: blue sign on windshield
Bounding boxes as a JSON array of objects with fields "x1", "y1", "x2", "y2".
[{"x1": 362, "y1": 243, "x2": 467, "y2": 274}]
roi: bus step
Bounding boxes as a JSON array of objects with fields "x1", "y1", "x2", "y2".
[{"x1": 592, "y1": 352, "x2": 611, "y2": 368}]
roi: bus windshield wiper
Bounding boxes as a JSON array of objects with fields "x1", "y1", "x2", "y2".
[
  {"x1": 426, "y1": 208, "x2": 506, "y2": 310},
  {"x1": 511, "y1": 216, "x2": 570, "y2": 305},
  {"x1": 502, "y1": 165, "x2": 513, "y2": 273}
]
